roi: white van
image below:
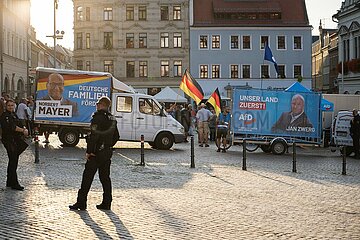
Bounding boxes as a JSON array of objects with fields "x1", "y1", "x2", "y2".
[
  {"x1": 330, "y1": 110, "x2": 359, "y2": 155},
  {"x1": 33, "y1": 67, "x2": 185, "y2": 149}
]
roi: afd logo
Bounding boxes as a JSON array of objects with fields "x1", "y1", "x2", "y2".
[{"x1": 238, "y1": 113, "x2": 256, "y2": 125}]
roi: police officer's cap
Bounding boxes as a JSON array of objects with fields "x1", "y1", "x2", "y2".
[{"x1": 97, "y1": 96, "x2": 111, "y2": 108}]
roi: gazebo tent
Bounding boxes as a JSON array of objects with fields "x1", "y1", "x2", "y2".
[{"x1": 154, "y1": 86, "x2": 187, "y2": 103}]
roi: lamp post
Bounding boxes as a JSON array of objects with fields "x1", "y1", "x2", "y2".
[{"x1": 46, "y1": 0, "x2": 64, "y2": 69}]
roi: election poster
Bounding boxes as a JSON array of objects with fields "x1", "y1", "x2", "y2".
[
  {"x1": 232, "y1": 89, "x2": 321, "y2": 139},
  {"x1": 34, "y1": 72, "x2": 111, "y2": 123}
]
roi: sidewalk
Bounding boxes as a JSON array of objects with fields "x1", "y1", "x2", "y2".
[{"x1": 0, "y1": 137, "x2": 359, "y2": 239}]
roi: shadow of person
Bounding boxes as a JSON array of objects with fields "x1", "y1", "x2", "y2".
[
  {"x1": 75, "y1": 210, "x2": 113, "y2": 239},
  {"x1": 104, "y1": 211, "x2": 134, "y2": 239}
]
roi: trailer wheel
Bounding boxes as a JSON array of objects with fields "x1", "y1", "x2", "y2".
[
  {"x1": 260, "y1": 145, "x2": 272, "y2": 153},
  {"x1": 59, "y1": 129, "x2": 80, "y2": 147},
  {"x1": 271, "y1": 140, "x2": 287, "y2": 155},
  {"x1": 245, "y1": 143, "x2": 259, "y2": 152},
  {"x1": 155, "y1": 132, "x2": 174, "y2": 150},
  {"x1": 340, "y1": 146, "x2": 353, "y2": 156}
]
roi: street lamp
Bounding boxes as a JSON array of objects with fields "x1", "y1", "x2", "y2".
[{"x1": 45, "y1": 0, "x2": 64, "y2": 69}]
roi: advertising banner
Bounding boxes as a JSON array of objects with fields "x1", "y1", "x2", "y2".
[
  {"x1": 34, "y1": 72, "x2": 111, "y2": 123},
  {"x1": 232, "y1": 89, "x2": 321, "y2": 139}
]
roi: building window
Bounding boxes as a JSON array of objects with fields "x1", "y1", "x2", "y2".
[
  {"x1": 261, "y1": 65, "x2": 269, "y2": 78},
  {"x1": 230, "y1": 65, "x2": 239, "y2": 78},
  {"x1": 126, "y1": 6, "x2": 134, "y2": 20},
  {"x1": 104, "y1": 60, "x2": 114, "y2": 74},
  {"x1": 161, "y1": 60, "x2": 169, "y2": 77},
  {"x1": 200, "y1": 65, "x2": 208, "y2": 78},
  {"x1": 77, "y1": 60, "x2": 83, "y2": 70},
  {"x1": 104, "y1": 7, "x2": 112, "y2": 21},
  {"x1": 174, "y1": 60, "x2": 182, "y2": 77},
  {"x1": 277, "y1": 36, "x2": 285, "y2": 50},
  {"x1": 139, "y1": 33, "x2": 147, "y2": 48},
  {"x1": 174, "y1": 33, "x2": 182, "y2": 48},
  {"x1": 126, "y1": 61, "x2": 135, "y2": 77},
  {"x1": 293, "y1": 36, "x2": 302, "y2": 50},
  {"x1": 86, "y1": 61, "x2": 91, "y2": 71},
  {"x1": 86, "y1": 7, "x2": 90, "y2": 21},
  {"x1": 293, "y1": 65, "x2": 302, "y2": 78},
  {"x1": 242, "y1": 65, "x2": 251, "y2": 78},
  {"x1": 76, "y1": 33, "x2": 83, "y2": 49},
  {"x1": 260, "y1": 36, "x2": 269, "y2": 49},
  {"x1": 212, "y1": 35, "x2": 220, "y2": 49},
  {"x1": 104, "y1": 32, "x2": 113, "y2": 49},
  {"x1": 242, "y1": 35, "x2": 251, "y2": 49},
  {"x1": 139, "y1": 61, "x2": 148, "y2": 77},
  {"x1": 173, "y1": 6, "x2": 181, "y2": 20},
  {"x1": 160, "y1": 33, "x2": 169, "y2": 48},
  {"x1": 230, "y1": 36, "x2": 239, "y2": 49},
  {"x1": 139, "y1": 6, "x2": 147, "y2": 20},
  {"x1": 212, "y1": 65, "x2": 220, "y2": 78},
  {"x1": 86, "y1": 33, "x2": 90, "y2": 49},
  {"x1": 126, "y1": 33, "x2": 134, "y2": 48},
  {"x1": 76, "y1": 6, "x2": 83, "y2": 21},
  {"x1": 278, "y1": 65, "x2": 286, "y2": 78},
  {"x1": 200, "y1": 35, "x2": 208, "y2": 49},
  {"x1": 160, "y1": 6, "x2": 169, "y2": 20}
]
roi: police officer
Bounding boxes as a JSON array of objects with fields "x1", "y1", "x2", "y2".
[
  {"x1": 69, "y1": 96, "x2": 119, "y2": 210},
  {"x1": 350, "y1": 109, "x2": 360, "y2": 159},
  {"x1": 0, "y1": 99, "x2": 29, "y2": 190}
]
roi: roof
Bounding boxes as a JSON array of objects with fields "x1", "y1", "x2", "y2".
[{"x1": 193, "y1": 0, "x2": 310, "y2": 27}]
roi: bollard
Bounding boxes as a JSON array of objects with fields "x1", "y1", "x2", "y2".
[
  {"x1": 34, "y1": 129, "x2": 39, "y2": 163},
  {"x1": 140, "y1": 134, "x2": 145, "y2": 166},
  {"x1": 342, "y1": 146, "x2": 346, "y2": 175},
  {"x1": 190, "y1": 136, "x2": 195, "y2": 168},
  {"x1": 242, "y1": 139, "x2": 247, "y2": 171},
  {"x1": 292, "y1": 142, "x2": 297, "y2": 173}
]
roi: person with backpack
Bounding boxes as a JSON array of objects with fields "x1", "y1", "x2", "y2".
[{"x1": 69, "y1": 96, "x2": 120, "y2": 211}]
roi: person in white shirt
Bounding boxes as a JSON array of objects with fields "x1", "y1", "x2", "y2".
[
  {"x1": 16, "y1": 98, "x2": 30, "y2": 127},
  {"x1": 196, "y1": 103, "x2": 213, "y2": 147}
]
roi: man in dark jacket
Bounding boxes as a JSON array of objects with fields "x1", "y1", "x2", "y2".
[
  {"x1": 69, "y1": 96, "x2": 119, "y2": 210},
  {"x1": 350, "y1": 109, "x2": 360, "y2": 159}
]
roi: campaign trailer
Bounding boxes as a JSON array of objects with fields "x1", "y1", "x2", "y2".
[
  {"x1": 33, "y1": 67, "x2": 185, "y2": 149},
  {"x1": 230, "y1": 88, "x2": 323, "y2": 155}
]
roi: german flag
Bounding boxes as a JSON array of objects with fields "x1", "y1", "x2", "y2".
[
  {"x1": 207, "y1": 88, "x2": 221, "y2": 116},
  {"x1": 179, "y1": 69, "x2": 204, "y2": 105}
]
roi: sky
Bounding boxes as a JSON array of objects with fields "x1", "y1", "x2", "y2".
[{"x1": 30, "y1": 0, "x2": 343, "y2": 50}]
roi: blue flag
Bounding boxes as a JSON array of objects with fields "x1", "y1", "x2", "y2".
[{"x1": 264, "y1": 43, "x2": 279, "y2": 75}]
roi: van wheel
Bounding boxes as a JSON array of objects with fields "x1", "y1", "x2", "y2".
[
  {"x1": 59, "y1": 129, "x2": 80, "y2": 147},
  {"x1": 340, "y1": 146, "x2": 353, "y2": 156},
  {"x1": 271, "y1": 140, "x2": 287, "y2": 155},
  {"x1": 155, "y1": 132, "x2": 174, "y2": 150},
  {"x1": 260, "y1": 145, "x2": 272, "y2": 153}
]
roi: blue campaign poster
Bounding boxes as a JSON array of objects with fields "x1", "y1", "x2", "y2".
[{"x1": 232, "y1": 89, "x2": 321, "y2": 139}]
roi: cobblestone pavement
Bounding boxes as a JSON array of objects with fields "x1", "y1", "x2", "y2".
[{"x1": 0, "y1": 135, "x2": 359, "y2": 239}]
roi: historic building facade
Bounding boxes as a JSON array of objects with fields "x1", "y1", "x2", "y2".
[
  {"x1": 333, "y1": 0, "x2": 360, "y2": 94},
  {"x1": 190, "y1": 0, "x2": 312, "y2": 97},
  {"x1": 0, "y1": 0, "x2": 30, "y2": 98},
  {"x1": 73, "y1": 0, "x2": 190, "y2": 95}
]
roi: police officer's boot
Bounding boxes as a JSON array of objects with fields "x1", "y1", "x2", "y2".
[{"x1": 69, "y1": 202, "x2": 86, "y2": 210}]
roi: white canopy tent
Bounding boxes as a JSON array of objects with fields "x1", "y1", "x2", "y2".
[{"x1": 154, "y1": 86, "x2": 187, "y2": 103}]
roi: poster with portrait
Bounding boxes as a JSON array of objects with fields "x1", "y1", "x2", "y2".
[
  {"x1": 232, "y1": 89, "x2": 321, "y2": 139},
  {"x1": 34, "y1": 72, "x2": 112, "y2": 123}
]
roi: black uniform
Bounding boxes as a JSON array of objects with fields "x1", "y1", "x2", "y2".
[
  {"x1": 350, "y1": 113, "x2": 360, "y2": 158},
  {"x1": 0, "y1": 110, "x2": 27, "y2": 188},
  {"x1": 75, "y1": 109, "x2": 119, "y2": 208}
]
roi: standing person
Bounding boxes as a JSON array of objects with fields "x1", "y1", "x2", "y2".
[
  {"x1": 0, "y1": 99, "x2": 29, "y2": 190},
  {"x1": 350, "y1": 109, "x2": 360, "y2": 159},
  {"x1": 216, "y1": 107, "x2": 231, "y2": 153},
  {"x1": 181, "y1": 104, "x2": 191, "y2": 142},
  {"x1": 196, "y1": 103, "x2": 213, "y2": 147},
  {"x1": 16, "y1": 98, "x2": 29, "y2": 128},
  {"x1": 208, "y1": 109, "x2": 217, "y2": 141},
  {"x1": 69, "y1": 96, "x2": 119, "y2": 210},
  {"x1": 27, "y1": 96, "x2": 34, "y2": 135}
]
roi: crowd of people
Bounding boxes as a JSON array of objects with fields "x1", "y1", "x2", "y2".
[{"x1": 165, "y1": 102, "x2": 231, "y2": 152}]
